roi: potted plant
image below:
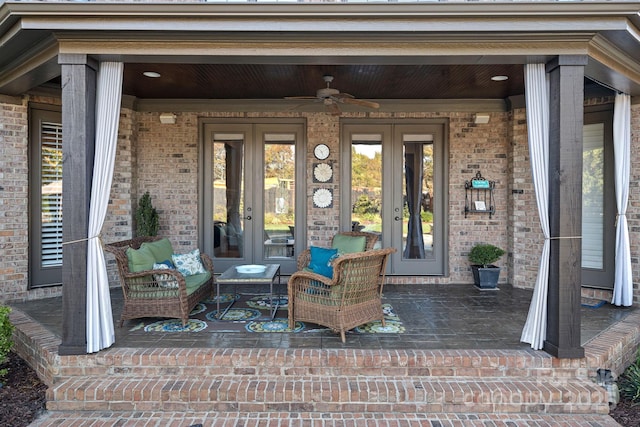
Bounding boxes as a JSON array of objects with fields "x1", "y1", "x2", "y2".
[
  {"x1": 468, "y1": 243, "x2": 506, "y2": 289},
  {"x1": 135, "y1": 191, "x2": 159, "y2": 237}
]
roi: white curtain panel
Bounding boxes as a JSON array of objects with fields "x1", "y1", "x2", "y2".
[
  {"x1": 520, "y1": 64, "x2": 551, "y2": 350},
  {"x1": 86, "y1": 61, "x2": 124, "y2": 353},
  {"x1": 612, "y1": 93, "x2": 633, "y2": 306}
]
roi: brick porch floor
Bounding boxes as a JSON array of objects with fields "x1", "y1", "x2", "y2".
[{"x1": 8, "y1": 283, "x2": 640, "y2": 426}]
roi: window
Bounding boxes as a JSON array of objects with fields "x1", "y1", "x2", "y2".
[{"x1": 29, "y1": 106, "x2": 63, "y2": 287}]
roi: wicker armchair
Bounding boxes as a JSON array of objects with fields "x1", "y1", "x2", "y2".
[
  {"x1": 104, "y1": 236, "x2": 214, "y2": 327},
  {"x1": 296, "y1": 231, "x2": 380, "y2": 270},
  {"x1": 288, "y1": 247, "x2": 396, "y2": 342}
]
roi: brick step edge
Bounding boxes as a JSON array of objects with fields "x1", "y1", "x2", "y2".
[
  {"x1": 46, "y1": 376, "x2": 609, "y2": 415},
  {"x1": 31, "y1": 410, "x2": 622, "y2": 427},
  {"x1": 55, "y1": 348, "x2": 581, "y2": 380}
]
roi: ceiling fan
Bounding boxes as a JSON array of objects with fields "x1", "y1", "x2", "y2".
[{"x1": 285, "y1": 75, "x2": 380, "y2": 115}]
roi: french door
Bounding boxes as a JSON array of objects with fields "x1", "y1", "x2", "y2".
[
  {"x1": 341, "y1": 121, "x2": 447, "y2": 275},
  {"x1": 202, "y1": 121, "x2": 305, "y2": 275}
]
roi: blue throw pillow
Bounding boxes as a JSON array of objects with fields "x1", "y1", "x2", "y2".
[
  {"x1": 308, "y1": 246, "x2": 339, "y2": 278},
  {"x1": 157, "y1": 259, "x2": 175, "y2": 269}
]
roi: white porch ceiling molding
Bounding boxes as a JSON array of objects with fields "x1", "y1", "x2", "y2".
[{"x1": 0, "y1": 2, "x2": 639, "y2": 97}]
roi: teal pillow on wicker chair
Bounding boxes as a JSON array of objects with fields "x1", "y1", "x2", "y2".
[{"x1": 308, "y1": 246, "x2": 339, "y2": 278}]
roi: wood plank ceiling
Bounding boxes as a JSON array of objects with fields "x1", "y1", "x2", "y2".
[{"x1": 122, "y1": 64, "x2": 526, "y2": 100}]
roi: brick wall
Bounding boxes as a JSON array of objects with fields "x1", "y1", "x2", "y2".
[
  {"x1": 133, "y1": 112, "x2": 208, "y2": 253},
  {"x1": 0, "y1": 95, "x2": 29, "y2": 302},
  {"x1": 508, "y1": 107, "x2": 544, "y2": 290}
]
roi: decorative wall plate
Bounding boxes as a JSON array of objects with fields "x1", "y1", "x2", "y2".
[
  {"x1": 313, "y1": 163, "x2": 333, "y2": 183},
  {"x1": 313, "y1": 188, "x2": 333, "y2": 208}
]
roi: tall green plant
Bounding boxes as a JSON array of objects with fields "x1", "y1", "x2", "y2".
[
  {"x1": 135, "y1": 191, "x2": 159, "y2": 237},
  {"x1": 0, "y1": 306, "x2": 15, "y2": 379}
]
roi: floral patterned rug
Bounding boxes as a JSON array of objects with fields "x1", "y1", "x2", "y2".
[{"x1": 128, "y1": 293, "x2": 405, "y2": 335}]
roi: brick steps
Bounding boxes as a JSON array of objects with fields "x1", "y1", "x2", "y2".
[
  {"x1": 31, "y1": 410, "x2": 622, "y2": 427},
  {"x1": 53, "y1": 347, "x2": 580, "y2": 380},
  {"x1": 46, "y1": 375, "x2": 609, "y2": 415},
  {"x1": 41, "y1": 347, "x2": 612, "y2": 420}
]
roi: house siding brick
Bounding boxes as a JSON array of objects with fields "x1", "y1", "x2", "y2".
[{"x1": 0, "y1": 95, "x2": 29, "y2": 302}]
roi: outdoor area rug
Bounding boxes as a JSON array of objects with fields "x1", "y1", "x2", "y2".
[
  {"x1": 128, "y1": 293, "x2": 405, "y2": 335},
  {"x1": 581, "y1": 297, "x2": 607, "y2": 309}
]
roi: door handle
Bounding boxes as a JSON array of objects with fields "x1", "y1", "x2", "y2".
[
  {"x1": 244, "y1": 216, "x2": 252, "y2": 221},
  {"x1": 394, "y1": 216, "x2": 401, "y2": 221}
]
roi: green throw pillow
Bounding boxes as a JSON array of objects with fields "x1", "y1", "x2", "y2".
[
  {"x1": 141, "y1": 238, "x2": 174, "y2": 264},
  {"x1": 332, "y1": 234, "x2": 366, "y2": 254},
  {"x1": 126, "y1": 245, "x2": 156, "y2": 273}
]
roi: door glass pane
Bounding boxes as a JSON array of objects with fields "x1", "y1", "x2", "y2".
[
  {"x1": 582, "y1": 123, "x2": 605, "y2": 269},
  {"x1": 263, "y1": 133, "x2": 296, "y2": 259},
  {"x1": 351, "y1": 135, "x2": 382, "y2": 247},
  {"x1": 40, "y1": 121, "x2": 63, "y2": 267},
  {"x1": 402, "y1": 135, "x2": 434, "y2": 259},
  {"x1": 212, "y1": 133, "x2": 244, "y2": 259}
]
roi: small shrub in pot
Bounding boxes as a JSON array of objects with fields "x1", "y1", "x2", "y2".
[{"x1": 468, "y1": 243, "x2": 505, "y2": 267}]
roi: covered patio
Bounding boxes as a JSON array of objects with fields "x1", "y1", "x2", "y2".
[
  {"x1": 11, "y1": 282, "x2": 635, "y2": 350},
  {"x1": 0, "y1": 0, "x2": 639, "y2": 372}
]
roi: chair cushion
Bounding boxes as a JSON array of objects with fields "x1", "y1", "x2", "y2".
[
  {"x1": 152, "y1": 263, "x2": 179, "y2": 289},
  {"x1": 126, "y1": 245, "x2": 156, "y2": 273},
  {"x1": 332, "y1": 234, "x2": 366, "y2": 254},
  {"x1": 185, "y1": 272, "x2": 212, "y2": 295},
  {"x1": 308, "y1": 246, "x2": 339, "y2": 278},
  {"x1": 172, "y1": 249, "x2": 207, "y2": 276},
  {"x1": 141, "y1": 238, "x2": 174, "y2": 264}
]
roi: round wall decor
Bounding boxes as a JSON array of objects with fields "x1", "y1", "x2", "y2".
[
  {"x1": 313, "y1": 163, "x2": 333, "y2": 183},
  {"x1": 313, "y1": 188, "x2": 333, "y2": 208},
  {"x1": 313, "y1": 143, "x2": 330, "y2": 160}
]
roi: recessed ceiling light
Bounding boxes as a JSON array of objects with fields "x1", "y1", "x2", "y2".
[
  {"x1": 491, "y1": 75, "x2": 508, "y2": 82},
  {"x1": 143, "y1": 71, "x2": 161, "y2": 78}
]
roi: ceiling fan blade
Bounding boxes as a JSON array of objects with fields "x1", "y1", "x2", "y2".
[
  {"x1": 333, "y1": 92, "x2": 355, "y2": 100},
  {"x1": 340, "y1": 97, "x2": 380, "y2": 109},
  {"x1": 285, "y1": 96, "x2": 318, "y2": 100},
  {"x1": 326, "y1": 101, "x2": 341, "y2": 116}
]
